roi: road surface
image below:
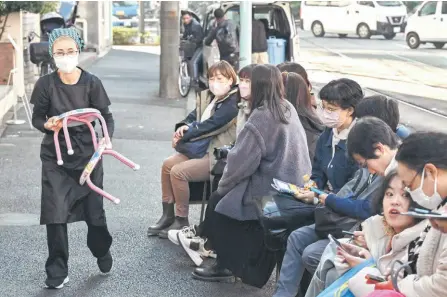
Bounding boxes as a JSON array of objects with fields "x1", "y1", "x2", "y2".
[{"x1": 299, "y1": 30, "x2": 447, "y2": 133}]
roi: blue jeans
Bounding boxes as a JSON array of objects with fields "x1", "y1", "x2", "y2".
[{"x1": 273, "y1": 224, "x2": 329, "y2": 297}]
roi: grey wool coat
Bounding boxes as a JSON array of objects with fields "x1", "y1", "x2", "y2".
[{"x1": 215, "y1": 100, "x2": 312, "y2": 221}]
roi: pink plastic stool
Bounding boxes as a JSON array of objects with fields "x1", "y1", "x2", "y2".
[
  {"x1": 79, "y1": 138, "x2": 140, "y2": 204},
  {"x1": 53, "y1": 108, "x2": 112, "y2": 165}
]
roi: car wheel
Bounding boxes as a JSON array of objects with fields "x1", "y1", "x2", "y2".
[
  {"x1": 312, "y1": 21, "x2": 325, "y2": 37},
  {"x1": 406, "y1": 32, "x2": 420, "y2": 49},
  {"x1": 384, "y1": 33, "x2": 396, "y2": 40},
  {"x1": 338, "y1": 34, "x2": 348, "y2": 38},
  {"x1": 357, "y1": 23, "x2": 371, "y2": 39},
  {"x1": 433, "y1": 42, "x2": 445, "y2": 49}
]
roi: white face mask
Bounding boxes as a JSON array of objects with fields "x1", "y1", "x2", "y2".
[
  {"x1": 54, "y1": 54, "x2": 79, "y2": 73},
  {"x1": 210, "y1": 81, "x2": 231, "y2": 97},
  {"x1": 407, "y1": 167, "x2": 443, "y2": 210}
]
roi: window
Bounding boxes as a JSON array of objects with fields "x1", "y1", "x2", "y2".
[
  {"x1": 357, "y1": 1, "x2": 375, "y2": 8},
  {"x1": 442, "y1": 1, "x2": 447, "y2": 14},
  {"x1": 305, "y1": 1, "x2": 350, "y2": 7},
  {"x1": 419, "y1": 1, "x2": 437, "y2": 16},
  {"x1": 376, "y1": 1, "x2": 402, "y2": 7},
  {"x1": 330, "y1": 1, "x2": 352, "y2": 7},
  {"x1": 304, "y1": 1, "x2": 330, "y2": 6}
]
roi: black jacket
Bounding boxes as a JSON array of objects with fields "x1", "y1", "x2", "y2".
[
  {"x1": 252, "y1": 19, "x2": 268, "y2": 53},
  {"x1": 204, "y1": 19, "x2": 239, "y2": 57},
  {"x1": 175, "y1": 87, "x2": 239, "y2": 142},
  {"x1": 183, "y1": 19, "x2": 204, "y2": 47}
]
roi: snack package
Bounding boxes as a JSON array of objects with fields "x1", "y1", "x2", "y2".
[{"x1": 303, "y1": 174, "x2": 317, "y2": 190}]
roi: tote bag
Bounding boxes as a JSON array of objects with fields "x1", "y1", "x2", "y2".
[{"x1": 317, "y1": 258, "x2": 376, "y2": 297}]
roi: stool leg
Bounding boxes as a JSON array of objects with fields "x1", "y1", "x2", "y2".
[
  {"x1": 96, "y1": 115, "x2": 112, "y2": 148},
  {"x1": 102, "y1": 150, "x2": 140, "y2": 170},
  {"x1": 199, "y1": 182, "x2": 208, "y2": 224},
  {"x1": 53, "y1": 130, "x2": 63, "y2": 166},
  {"x1": 84, "y1": 120, "x2": 98, "y2": 151},
  {"x1": 86, "y1": 176, "x2": 120, "y2": 204},
  {"x1": 63, "y1": 117, "x2": 74, "y2": 155}
]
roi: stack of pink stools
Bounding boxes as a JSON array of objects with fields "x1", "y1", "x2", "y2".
[{"x1": 53, "y1": 108, "x2": 140, "y2": 204}]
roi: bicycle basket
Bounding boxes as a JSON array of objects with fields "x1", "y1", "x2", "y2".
[{"x1": 180, "y1": 40, "x2": 196, "y2": 59}]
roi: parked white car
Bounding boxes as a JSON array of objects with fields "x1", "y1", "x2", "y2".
[
  {"x1": 405, "y1": 0, "x2": 447, "y2": 49},
  {"x1": 300, "y1": 0, "x2": 407, "y2": 40}
]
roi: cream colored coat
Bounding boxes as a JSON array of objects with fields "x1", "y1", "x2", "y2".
[
  {"x1": 346, "y1": 215, "x2": 426, "y2": 297},
  {"x1": 398, "y1": 225, "x2": 447, "y2": 297}
]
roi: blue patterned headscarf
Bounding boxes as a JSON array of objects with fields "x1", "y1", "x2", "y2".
[{"x1": 48, "y1": 28, "x2": 85, "y2": 57}]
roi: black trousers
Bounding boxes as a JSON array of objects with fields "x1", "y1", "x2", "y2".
[
  {"x1": 187, "y1": 48, "x2": 202, "y2": 81},
  {"x1": 45, "y1": 222, "x2": 112, "y2": 286}
]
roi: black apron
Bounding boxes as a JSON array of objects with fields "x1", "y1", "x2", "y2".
[{"x1": 38, "y1": 71, "x2": 107, "y2": 225}]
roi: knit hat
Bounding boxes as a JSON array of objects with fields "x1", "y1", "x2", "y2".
[{"x1": 48, "y1": 28, "x2": 85, "y2": 57}]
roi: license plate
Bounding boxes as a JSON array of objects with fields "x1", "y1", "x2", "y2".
[
  {"x1": 393, "y1": 27, "x2": 400, "y2": 33},
  {"x1": 116, "y1": 11, "x2": 124, "y2": 16}
]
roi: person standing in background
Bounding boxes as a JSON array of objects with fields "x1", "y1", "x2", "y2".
[{"x1": 252, "y1": 15, "x2": 269, "y2": 64}]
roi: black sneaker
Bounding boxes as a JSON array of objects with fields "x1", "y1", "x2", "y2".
[
  {"x1": 44, "y1": 276, "x2": 69, "y2": 289},
  {"x1": 97, "y1": 251, "x2": 113, "y2": 273}
]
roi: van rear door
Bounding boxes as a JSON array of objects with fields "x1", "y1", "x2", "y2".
[{"x1": 274, "y1": 1, "x2": 300, "y2": 61}]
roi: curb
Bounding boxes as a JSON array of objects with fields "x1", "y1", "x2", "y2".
[{"x1": 0, "y1": 50, "x2": 108, "y2": 138}]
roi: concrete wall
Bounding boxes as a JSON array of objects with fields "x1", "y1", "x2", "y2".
[
  {"x1": 77, "y1": 1, "x2": 112, "y2": 56},
  {"x1": 22, "y1": 12, "x2": 40, "y2": 94}
]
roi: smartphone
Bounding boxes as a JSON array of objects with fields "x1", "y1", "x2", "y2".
[
  {"x1": 366, "y1": 274, "x2": 386, "y2": 283},
  {"x1": 328, "y1": 234, "x2": 347, "y2": 252},
  {"x1": 399, "y1": 211, "x2": 447, "y2": 220},
  {"x1": 310, "y1": 187, "x2": 325, "y2": 195},
  {"x1": 342, "y1": 230, "x2": 355, "y2": 236}
]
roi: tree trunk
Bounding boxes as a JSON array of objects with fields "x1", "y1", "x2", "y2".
[{"x1": 159, "y1": 1, "x2": 180, "y2": 99}]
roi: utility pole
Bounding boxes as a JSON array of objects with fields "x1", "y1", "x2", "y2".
[
  {"x1": 159, "y1": 1, "x2": 180, "y2": 99},
  {"x1": 139, "y1": 1, "x2": 145, "y2": 44},
  {"x1": 239, "y1": 1, "x2": 252, "y2": 69}
]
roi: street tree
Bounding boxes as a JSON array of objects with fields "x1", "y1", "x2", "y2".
[
  {"x1": 159, "y1": 1, "x2": 180, "y2": 99},
  {"x1": 0, "y1": 1, "x2": 59, "y2": 40}
]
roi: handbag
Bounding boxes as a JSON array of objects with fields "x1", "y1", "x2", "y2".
[
  {"x1": 315, "y1": 170, "x2": 373, "y2": 239},
  {"x1": 175, "y1": 136, "x2": 211, "y2": 159},
  {"x1": 255, "y1": 192, "x2": 316, "y2": 251},
  {"x1": 317, "y1": 258, "x2": 376, "y2": 297}
]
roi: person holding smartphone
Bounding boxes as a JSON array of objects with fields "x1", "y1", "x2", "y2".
[
  {"x1": 339, "y1": 171, "x2": 425, "y2": 297},
  {"x1": 382, "y1": 132, "x2": 447, "y2": 297}
]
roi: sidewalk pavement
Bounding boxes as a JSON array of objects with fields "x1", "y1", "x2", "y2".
[{"x1": 0, "y1": 47, "x2": 275, "y2": 297}]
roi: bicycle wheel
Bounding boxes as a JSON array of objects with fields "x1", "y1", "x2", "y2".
[{"x1": 178, "y1": 60, "x2": 191, "y2": 98}]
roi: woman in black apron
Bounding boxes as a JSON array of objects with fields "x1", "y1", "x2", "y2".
[{"x1": 30, "y1": 28, "x2": 115, "y2": 289}]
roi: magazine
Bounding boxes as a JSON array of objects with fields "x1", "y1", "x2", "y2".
[{"x1": 271, "y1": 178, "x2": 302, "y2": 197}]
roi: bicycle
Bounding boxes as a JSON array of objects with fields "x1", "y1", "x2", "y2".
[
  {"x1": 178, "y1": 39, "x2": 196, "y2": 98},
  {"x1": 178, "y1": 49, "x2": 191, "y2": 98}
]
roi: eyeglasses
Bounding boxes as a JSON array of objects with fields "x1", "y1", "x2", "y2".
[{"x1": 53, "y1": 50, "x2": 79, "y2": 58}]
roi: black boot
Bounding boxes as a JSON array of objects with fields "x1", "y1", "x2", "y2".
[
  {"x1": 192, "y1": 261, "x2": 234, "y2": 283},
  {"x1": 158, "y1": 216, "x2": 189, "y2": 239},
  {"x1": 147, "y1": 203, "x2": 175, "y2": 237}
]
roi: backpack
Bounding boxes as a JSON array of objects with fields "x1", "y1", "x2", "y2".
[{"x1": 215, "y1": 21, "x2": 237, "y2": 55}]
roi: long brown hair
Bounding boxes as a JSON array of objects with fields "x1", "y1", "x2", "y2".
[
  {"x1": 282, "y1": 72, "x2": 321, "y2": 124},
  {"x1": 251, "y1": 64, "x2": 289, "y2": 124}
]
